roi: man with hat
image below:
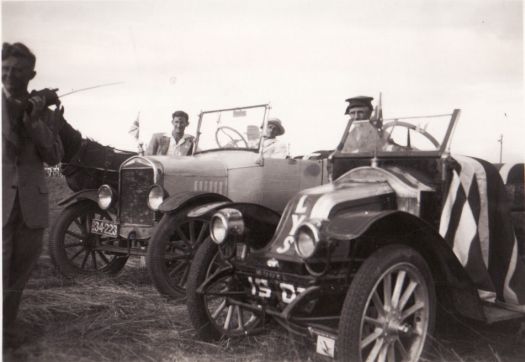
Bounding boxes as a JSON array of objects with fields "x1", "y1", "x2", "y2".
[
  {"x1": 344, "y1": 96, "x2": 374, "y2": 122},
  {"x1": 341, "y1": 96, "x2": 385, "y2": 153},
  {"x1": 2, "y1": 42, "x2": 64, "y2": 346},
  {"x1": 262, "y1": 117, "x2": 288, "y2": 158}
]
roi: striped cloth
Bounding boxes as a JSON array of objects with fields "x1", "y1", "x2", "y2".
[{"x1": 439, "y1": 155, "x2": 525, "y2": 310}]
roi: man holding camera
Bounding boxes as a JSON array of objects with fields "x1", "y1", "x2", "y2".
[{"x1": 2, "y1": 42, "x2": 64, "y2": 347}]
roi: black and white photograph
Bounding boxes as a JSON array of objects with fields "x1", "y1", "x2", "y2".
[{"x1": 2, "y1": 0, "x2": 524, "y2": 361}]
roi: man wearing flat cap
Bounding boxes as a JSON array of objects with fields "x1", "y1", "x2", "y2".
[
  {"x1": 2, "y1": 42, "x2": 64, "y2": 346},
  {"x1": 341, "y1": 96, "x2": 385, "y2": 153},
  {"x1": 262, "y1": 118, "x2": 288, "y2": 158},
  {"x1": 344, "y1": 96, "x2": 374, "y2": 122}
]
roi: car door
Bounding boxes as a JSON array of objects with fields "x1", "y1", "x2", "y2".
[{"x1": 260, "y1": 158, "x2": 326, "y2": 212}]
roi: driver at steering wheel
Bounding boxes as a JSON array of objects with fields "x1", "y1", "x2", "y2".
[
  {"x1": 341, "y1": 96, "x2": 387, "y2": 153},
  {"x1": 262, "y1": 118, "x2": 288, "y2": 158}
]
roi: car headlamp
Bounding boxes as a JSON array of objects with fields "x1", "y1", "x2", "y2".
[
  {"x1": 294, "y1": 221, "x2": 321, "y2": 259},
  {"x1": 210, "y1": 208, "x2": 244, "y2": 245},
  {"x1": 147, "y1": 185, "x2": 165, "y2": 210},
  {"x1": 97, "y1": 184, "x2": 114, "y2": 210}
]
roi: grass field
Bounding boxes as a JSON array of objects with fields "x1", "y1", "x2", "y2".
[{"x1": 6, "y1": 176, "x2": 525, "y2": 361}]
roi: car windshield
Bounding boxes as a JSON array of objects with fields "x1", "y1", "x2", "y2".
[
  {"x1": 194, "y1": 104, "x2": 269, "y2": 153},
  {"x1": 339, "y1": 110, "x2": 459, "y2": 155}
]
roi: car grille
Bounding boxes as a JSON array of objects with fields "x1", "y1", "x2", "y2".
[{"x1": 119, "y1": 168, "x2": 155, "y2": 226}]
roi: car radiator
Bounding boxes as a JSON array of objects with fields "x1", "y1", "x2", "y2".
[{"x1": 119, "y1": 167, "x2": 155, "y2": 226}]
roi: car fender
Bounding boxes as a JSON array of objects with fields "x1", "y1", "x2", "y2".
[
  {"x1": 57, "y1": 189, "x2": 99, "y2": 207},
  {"x1": 326, "y1": 210, "x2": 485, "y2": 320},
  {"x1": 195, "y1": 202, "x2": 280, "y2": 222},
  {"x1": 158, "y1": 191, "x2": 231, "y2": 214},
  {"x1": 189, "y1": 202, "x2": 281, "y2": 248},
  {"x1": 327, "y1": 210, "x2": 470, "y2": 285}
]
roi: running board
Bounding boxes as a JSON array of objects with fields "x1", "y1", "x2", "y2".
[{"x1": 483, "y1": 304, "x2": 525, "y2": 324}]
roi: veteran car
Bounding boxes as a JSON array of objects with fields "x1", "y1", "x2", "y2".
[
  {"x1": 186, "y1": 109, "x2": 525, "y2": 362},
  {"x1": 48, "y1": 104, "x2": 330, "y2": 297}
]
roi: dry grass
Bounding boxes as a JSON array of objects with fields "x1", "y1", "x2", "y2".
[
  {"x1": 17, "y1": 257, "x2": 310, "y2": 362},
  {"x1": 6, "y1": 177, "x2": 525, "y2": 361}
]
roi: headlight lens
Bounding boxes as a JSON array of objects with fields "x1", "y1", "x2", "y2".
[
  {"x1": 97, "y1": 184, "x2": 113, "y2": 210},
  {"x1": 210, "y1": 208, "x2": 244, "y2": 245},
  {"x1": 147, "y1": 185, "x2": 165, "y2": 210},
  {"x1": 294, "y1": 222, "x2": 320, "y2": 259},
  {"x1": 211, "y1": 214, "x2": 228, "y2": 244}
]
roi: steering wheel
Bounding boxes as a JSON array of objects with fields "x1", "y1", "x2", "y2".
[
  {"x1": 382, "y1": 121, "x2": 440, "y2": 149},
  {"x1": 215, "y1": 126, "x2": 249, "y2": 148}
]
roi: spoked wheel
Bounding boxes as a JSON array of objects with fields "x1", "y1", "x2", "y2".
[
  {"x1": 187, "y1": 239, "x2": 265, "y2": 341},
  {"x1": 48, "y1": 201, "x2": 128, "y2": 277},
  {"x1": 146, "y1": 210, "x2": 210, "y2": 297},
  {"x1": 338, "y1": 245, "x2": 435, "y2": 362}
]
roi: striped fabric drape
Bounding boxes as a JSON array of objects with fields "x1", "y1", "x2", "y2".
[{"x1": 439, "y1": 155, "x2": 525, "y2": 310}]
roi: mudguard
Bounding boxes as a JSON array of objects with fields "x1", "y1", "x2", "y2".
[
  {"x1": 324, "y1": 210, "x2": 399, "y2": 240},
  {"x1": 158, "y1": 191, "x2": 231, "y2": 214},
  {"x1": 57, "y1": 189, "x2": 98, "y2": 206},
  {"x1": 327, "y1": 210, "x2": 469, "y2": 283},
  {"x1": 188, "y1": 202, "x2": 281, "y2": 249},
  {"x1": 327, "y1": 210, "x2": 486, "y2": 320}
]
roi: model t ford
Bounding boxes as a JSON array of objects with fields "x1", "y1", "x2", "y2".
[
  {"x1": 185, "y1": 108, "x2": 525, "y2": 361},
  {"x1": 49, "y1": 104, "x2": 331, "y2": 298}
]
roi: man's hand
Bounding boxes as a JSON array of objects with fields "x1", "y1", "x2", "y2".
[{"x1": 28, "y1": 88, "x2": 59, "y2": 114}]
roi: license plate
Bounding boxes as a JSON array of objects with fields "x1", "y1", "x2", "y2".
[
  {"x1": 91, "y1": 219, "x2": 118, "y2": 237},
  {"x1": 245, "y1": 276, "x2": 306, "y2": 304}
]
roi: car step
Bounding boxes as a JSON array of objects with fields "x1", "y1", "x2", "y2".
[{"x1": 483, "y1": 303, "x2": 525, "y2": 324}]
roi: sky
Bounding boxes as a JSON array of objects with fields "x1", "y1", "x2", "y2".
[{"x1": 2, "y1": 0, "x2": 524, "y2": 162}]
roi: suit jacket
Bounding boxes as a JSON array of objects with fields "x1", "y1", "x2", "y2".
[
  {"x1": 146, "y1": 133, "x2": 194, "y2": 156},
  {"x1": 2, "y1": 93, "x2": 64, "y2": 228}
]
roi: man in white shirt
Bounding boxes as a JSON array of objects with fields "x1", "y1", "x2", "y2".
[
  {"x1": 262, "y1": 118, "x2": 288, "y2": 158},
  {"x1": 146, "y1": 110, "x2": 195, "y2": 156}
]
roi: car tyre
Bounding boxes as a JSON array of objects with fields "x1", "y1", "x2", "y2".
[
  {"x1": 337, "y1": 244, "x2": 435, "y2": 362},
  {"x1": 146, "y1": 209, "x2": 209, "y2": 297},
  {"x1": 187, "y1": 238, "x2": 265, "y2": 340},
  {"x1": 49, "y1": 201, "x2": 128, "y2": 277}
]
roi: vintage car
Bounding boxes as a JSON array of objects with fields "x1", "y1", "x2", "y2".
[
  {"x1": 185, "y1": 109, "x2": 525, "y2": 361},
  {"x1": 48, "y1": 104, "x2": 330, "y2": 297}
]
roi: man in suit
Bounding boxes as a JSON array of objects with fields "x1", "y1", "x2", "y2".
[
  {"x1": 262, "y1": 118, "x2": 288, "y2": 158},
  {"x1": 2, "y1": 42, "x2": 64, "y2": 347},
  {"x1": 146, "y1": 110, "x2": 194, "y2": 156}
]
